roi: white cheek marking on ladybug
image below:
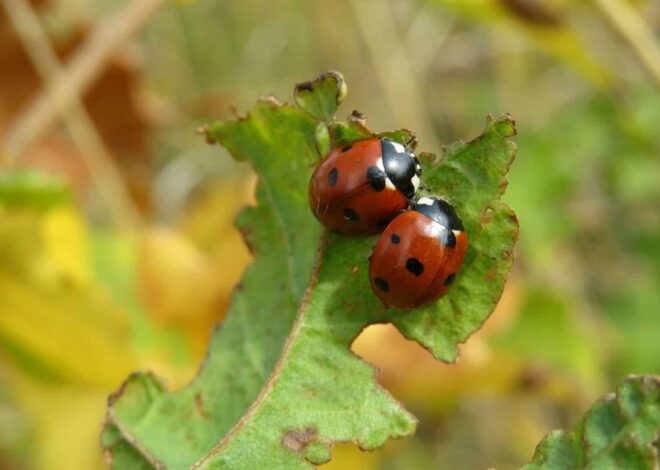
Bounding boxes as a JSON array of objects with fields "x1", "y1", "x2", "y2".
[
  {"x1": 452, "y1": 229, "x2": 462, "y2": 236},
  {"x1": 411, "y1": 174, "x2": 420, "y2": 192},
  {"x1": 390, "y1": 141, "x2": 407, "y2": 154},
  {"x1": 417, "y1": 197, "x2": 435, "y2": 206},
  {"x1": 376, "y1": 158, "x2": 396, "y2": 190}
]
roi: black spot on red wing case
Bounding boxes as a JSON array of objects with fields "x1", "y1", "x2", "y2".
[
  {"x1": 343, "y1": 208, "x2": 360, "y2": 222},
  {"x1": 406, "y1": 258, "x2": 424, "y2": 276},
  {"x1": 374, "y1": 277, "x2": 389, "y2": 292},
  {"x1": 366, "y1": 166, "x2": 386, "y2": 192},
  {"x1": 444, "y1": 273, "x2": 456, "y2": 286},
  {"x1": 390, "y1": 233, "x2": 401, "y2": 244},
  {"x1": 328, "y1": 167, "x2": 338, "y2": 186}
]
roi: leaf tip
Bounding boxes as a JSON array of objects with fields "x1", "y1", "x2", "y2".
[
  {"x1": 294, "y1": 71, "x2": 346, "y2": 121},
  {"x1": 196, "y1": 124, "x2": 217, "y2": 145},
  {"x1": 319, "y1": 70, "x2": 347, "y2": 103},
  {"x1": 106, "y1": 370, "x2": 166, "y2": 413},
  {"x1": 348, "y1": 109, "x2": 367, "y2": 126},
  {"x1": 260, "y1": 95, "x2": 283, "y2": 108},
  {"x1": 490, "y1": 113, "x2": 517, "y2": 138}
]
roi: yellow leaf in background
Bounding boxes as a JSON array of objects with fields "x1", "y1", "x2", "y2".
[
  {"x1": 137, "y1": 178, "x2": 253, "y2": 358},
  {"x1": 0, "y1": 203, "x2": 136, "y2": 387},
  {"x1": 0, "y1": 196, "x2": 144, "y2": 469},
  {"x1": 178, "y1": 176, "x2": 255, "y2": 254},
  {"x1": 0, "y1": 272, "x2": 136, "y2": 387},
  {"x1": 138, "y1": 227, "x2": 216, "y2": 326},
  {"x1": 0, "y1": 205, "x2": 88, "y2": 287},
  {"x1": 6, "y1": 368, "x2": 108, "y2": 470},
  {"x1": 0, "y1": 209, "x2": 45, "y2": 279},
  {"x1": 42, "y1": 207, "x2": 90, "y2": 286}
]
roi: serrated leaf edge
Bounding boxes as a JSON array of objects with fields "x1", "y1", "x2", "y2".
[
  {"x1": 191, "y1": 231, "x2": 417, "y2": 468},
  {"x1": 102, "y1": 372, "x2": 168, "y2": 469},
  {"x1": 525, "y1": 375, "x2": 660, "y2": 469}
]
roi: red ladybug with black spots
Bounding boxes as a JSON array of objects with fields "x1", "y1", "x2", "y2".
[
  {"x1": 369, "y1": 197, "x2": 468, "y2": 309},
  {"x1": 309, "y1": 137, "x2": 421, "y2": 236}
]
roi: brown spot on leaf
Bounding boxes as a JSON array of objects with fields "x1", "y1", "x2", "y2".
[
  {"x1": 350, "y1": 265, "x2": 359, "y2": 274},
  {"x1": 282, "y1": 427, "x2": 318, "y2": 453},
  {"x1": 485, "y1": 266, "x2": 500, "y2": 282},
  {"x1": 194, "y1": 393, "x2": 208, "y2": 419},
  {"x1": 239, "y1": 225, "x2": 254, "y2": 253}
]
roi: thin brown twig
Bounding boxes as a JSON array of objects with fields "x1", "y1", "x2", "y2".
[
  {"x1": 350, "y1": 0, "x2": 442, "y2": 153},
  {"x1": 594, "y1": 0, "x2": 660, "y2": 87},
  {"x1": 2, "y1": 0, "x2": 166, "y2": 165},
  {"x1": 0, "y1": 0, "x2": 148, "y2": 230}
]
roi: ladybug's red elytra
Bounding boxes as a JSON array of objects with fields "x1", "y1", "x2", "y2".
[
  {"x1": 369, "y1": 197, "x2": 468, "y2": 309},
  {"x1": 309, "y1": 137, "x2": 421, "y2": 236}
]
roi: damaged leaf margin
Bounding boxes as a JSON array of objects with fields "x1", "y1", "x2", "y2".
[
  {"x1": 102, "y1": 72, "x2": 519, "y2": 469},
  {"x1": 524, "y1": 375, "x2": 660, "y2": 469}
]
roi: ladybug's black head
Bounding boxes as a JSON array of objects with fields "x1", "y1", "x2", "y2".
[
  {"x1": 413, "y1": 197, "x2": 464, "y2": 232},
  {"x1": 380, "y1": 138, "x2": 421, "y2": 199}
]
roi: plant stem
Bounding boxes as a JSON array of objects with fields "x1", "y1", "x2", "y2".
[
  {"x1": 594, "y1": 0, "x2": 660, "y2": 87},
  {"x1": 350, "y1": 0, "x2": 442, "y2": 152},
  {"x1": 0, "y1": 0, "x2": 165, "y2": 230}
]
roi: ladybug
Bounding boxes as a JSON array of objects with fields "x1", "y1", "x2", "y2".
[
  {"x1": 309, "y1": 137, "x2": 421, "y2": 236},
  {"x1": 369, "y1": 197, "x2": 468, "y2": 309}
]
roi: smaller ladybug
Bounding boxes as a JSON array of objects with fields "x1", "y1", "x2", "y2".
[
  {"x1": 309, "y1": 137, "x2": 421, "y2": 236},
  {"x1": 369, "y1": 197, "x2": 467, "y2": 309}
]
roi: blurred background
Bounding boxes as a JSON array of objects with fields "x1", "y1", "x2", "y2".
[{"x1": 0, "y1": 0, "x2": 658, "y2": 468}]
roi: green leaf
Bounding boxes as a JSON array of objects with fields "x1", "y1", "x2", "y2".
[
  {"x1": 294, "y1": 71, "x2": 346, "y2": 122},
  {"x1": 393, "y1": 115, "x2": 518, "y2": 361},
  {"x1": 0, "y1": 186, "x2": 136, "y2": 387},
  {"x1": 103, "y1": 74, "x2": 518, "y2": 468},
  {"x1": 104, "y1": 97, "x2": 322, "y2": 469},
  {"x1": 328, "y1": 110, "x2": 373, "y2": 147},
  {"x1": 0, "y1": 171, "x2": 71, "y2": 210},
  {"x1": 524, "y1": 375, "x2": 660, "y2": 470}
]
